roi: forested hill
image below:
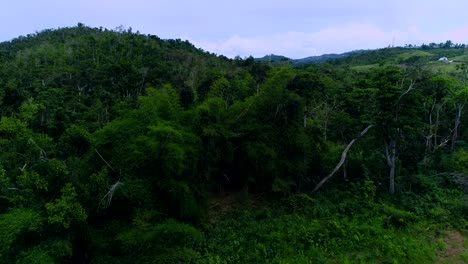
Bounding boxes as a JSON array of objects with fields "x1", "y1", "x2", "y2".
[
  {"x1": 256, "y1": 50, "x2": 363, "y2": 64},
  {"x1": 0, "y1": 25, "x2": 263, "y2": 119},
  {"x1": 257, "y1": 42, "x2": 468, "y2": 69},
  {"x1": 0, "y1": 25, "x2": 467, "y2": 263}
]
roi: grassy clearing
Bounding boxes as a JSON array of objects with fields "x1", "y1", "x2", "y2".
[
  {"x1": 201, "y1": 180, "x2": 467, "y2": 263},
  {"x1": 351, "y1": 64, "x2": 378, "y2": 72},
  {"x1": 396, "y1": 50, "x2": 434, "y2": 62},
  {"x1": 425, "y1": 61, "x2": 461, "y2": 74},
  {"x1": 436, "y1": 230, "x2": 468, "y2": 263},
  {"x1": 452, "y1": 53, "x2": 468, "y2": 62},
  {"x1": 346, "y1": 48, "x2": 468, "y2": 75}
]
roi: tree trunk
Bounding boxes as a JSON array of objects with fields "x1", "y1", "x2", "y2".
[
  {"x1": 385, "y1": 139, "x2": 396, "y2": 194},
  {"x1": 389, "y1": 159, "x2": 395, "y2": 194},
  {"x1": 451, "y1": 103, "x2": 464, "y2": 152},
  {"x1": 434, "y1": 104, "x2": 440, "y2": 148},
  {"x1": 428, "y1": 100, "x2": 436, "y2": 152},
  {"x1": 423, "y1": 100, "x2": 436, "y2": 164}
]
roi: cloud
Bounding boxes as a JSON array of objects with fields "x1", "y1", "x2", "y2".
[
  {"x1": 444, "y1": 26, "x2": 468, "y2": 44},
  {"x1": 190, "y1": 23, "x2": 468, "y2": 59},
  {"x1": 189, "y1": 23, "x2": 409, "y2": 59},
  {"x1": 2, "y1": 1, "x2": 467, "y2": 58}
]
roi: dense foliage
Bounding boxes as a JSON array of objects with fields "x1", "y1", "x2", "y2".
[{"x1": 0, "y1": 25, "x2": 466, "y2": 263}]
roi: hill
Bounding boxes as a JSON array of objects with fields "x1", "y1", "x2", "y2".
[
  {"x1": 295, "y1": 50, "x2": 366, "y2": 64},
  {"x1": 330, "y1": 46, "x2": 468, "y2": 73},
  {"x1": 255, "y1": 50, "x2": 364, "y2": 64},
  {"x1": 256, "y1": 45, "x2": 468, "y2": 73},
  {"x1": 255, "y1": 54, "x2": 291, "y2": 63},
  {"x1": 0, "y1": 24, "x2": 272, "y2": 133}
]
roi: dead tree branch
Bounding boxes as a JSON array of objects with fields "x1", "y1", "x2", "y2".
[
  {"x1": 312, "y1": 125, "x2": 373, "y2": 193},
  {"x1": 235, "y1": 99, "x2": 256, "y2": 122},
  {"x1": 99, "y1": 180, "x2": 123, "y2": 209},
  {"x1": 95, "y1": 148, "x2": 116, "y2": 172},
  {"x1": 395, "y1": 80, "x2": 416, "y2": 106}
]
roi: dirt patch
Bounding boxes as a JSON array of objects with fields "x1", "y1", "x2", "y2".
[
  {"x1": 436, "y1": 230, "x2": 466, "y2": 264},
  {"x1": 206, "y1": 191, "x2": 266, "y2": 224}
]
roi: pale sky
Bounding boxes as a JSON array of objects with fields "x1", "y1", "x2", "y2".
[{"x1": 1, "y1": 0, "x2": 467, "y2": 59}]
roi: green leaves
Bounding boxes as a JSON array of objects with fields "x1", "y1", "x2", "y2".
[
  {"x1": 139, "y1": 85, "x2": 183, "y2": 121},
  {"x1": 0, "y1": 208, "x2": 44, "y2": 259},
  {"x1": 115, "y1": 217, "x2": 204, "y2": 263},
  {"x1": 15, "y1": 240, "x2": 73, "y2": 264},
  {"x1": 45, "y1": 183, "x2": 87, "y2": 229},
  {"x1": 453, "y1": 85, "x2": 468, "y2": 104},
  {"x1": 443, "y1": 148, "x2": 468, "y2": 173},
  {"x1": 17, "y1": 170, "x2": 48, "y2": 191},
  {"x1": 0, "y1": 116, "x2": 27, "y2": 135},
  {"x1": 19, "y1": 98, "x2": 45, "y2": 123},
  {"x1": 58, "y1": 125, "x2": 91, "y2": 157}
]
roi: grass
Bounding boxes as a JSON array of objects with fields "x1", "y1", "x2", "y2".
[
  {"x1": 451, "y1": 53, "x2": 468, "y2": 62},
  {"x1": 351, "y1": 64, "x2": 378, "y2": 72},
  {"x1": 351, "y1": 61, "x2": 460, "y2": 74},
  {"x1": 201, "y1": 181, "x2": 467, "y2": 263},
  {"x1": 346, "y1": 48, "x2": 468, "y2": 75},
  {"x1": 436, "y1": 230, "x2": 468, "y2": 263},
  {"x1": 425, "y1": 61, "x2": 461, "y2": 74},
  {"x1": 396, "y1": 50, "x2": 434, "y2": 62}
]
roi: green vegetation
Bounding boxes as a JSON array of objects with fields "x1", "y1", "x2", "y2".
[
  {"x1": 329, "y1": 45, "x2": 468, "y2": 74},
  {"x1": 0, "y1": 24, "x2": 466, "y2": 263}
]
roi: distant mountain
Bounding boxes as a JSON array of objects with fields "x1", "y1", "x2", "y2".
[
  {"x1": 294, "y1": 50, "x2": 366, "y2": 64},
  {"x1": 255, "y1": 54, "x2": 291, "y2": 63},
  {"x1": 255, "y1": 50, "x2": 366, "y2": 65}
]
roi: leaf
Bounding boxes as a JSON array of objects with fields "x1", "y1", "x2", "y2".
[{"x1": 45, "y1": 183, "x2": 87, "y2": 228}]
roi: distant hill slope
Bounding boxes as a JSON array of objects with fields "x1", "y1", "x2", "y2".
[
  {"x1": 256, "y1": 54, "x2": 291, "y2": 63},
  {"x1": 330, "y1": 47, "x2": 465, "y2": 65},
  {"x1": 256, "y1": 46, "x2": 468, "y2": 73},
  {"x1": 295, "y1": 50, "x2": 366, "y2": 64},
  {"x1": 255, "y1": 50, "x2": 364, "y2": 64},
  {"x1": 332, "y1": 46, "x2": 468, "y2": 73}
]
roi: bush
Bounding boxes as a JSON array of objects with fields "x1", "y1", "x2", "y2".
[{"x1": 116, "y1": 218, "x2": 204, "y2": 263}]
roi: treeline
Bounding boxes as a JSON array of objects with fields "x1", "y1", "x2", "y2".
[
  {"x1": 399, "y1": 40, "x2": 466, "y2": 49},
  {"x1": 0, "y1": 25, "x2": 466, "y2": 263},
  {"x1": 420, "y1": 40, "x2": 466, "y2": 50}
]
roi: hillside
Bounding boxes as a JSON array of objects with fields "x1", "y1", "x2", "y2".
[
  {"x1": 330, "y1": 46, "x2": 468, "y2": 74},
  {"x1": 0, "y1": 25, "x2": 242, "y2": 118},
  {"x1": 256, "y1": 45, "x2": 468, "y2": 74},
  {"x1": 255, "y1": 50, "x2": 364, "y2": 64},
  {"x1": 0, "y1": 25, "x2": 466, "y2": 263},
  {"x1": 295, "y1": 50, "x2": 365, "y2": 64}
]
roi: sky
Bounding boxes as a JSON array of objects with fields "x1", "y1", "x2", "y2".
[{"x1": 1, "y1": 0, "x2": 468, "y2": 59}]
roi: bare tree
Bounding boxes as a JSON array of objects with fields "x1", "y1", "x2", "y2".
[
  {"x1": 312, "y1": 125, "x2": 373, "y2": 193},
  {"x1": 384, "y1": 138, "x2": 397, "y2": 194},
  {"x1": 451, "y1": 103, "x2": 465, "y2": 152}
]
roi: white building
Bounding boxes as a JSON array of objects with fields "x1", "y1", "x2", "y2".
[{"x1": 438, "y1": 57, "x2": 449, "y2": 62}]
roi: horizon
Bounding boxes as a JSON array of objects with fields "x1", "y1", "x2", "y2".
[
  {"x1": 1, "y1": 1, "x2": 467, "y2": 59},
  {"x1": 1, "y1": 23, "x2": 464, "y2": 61}
]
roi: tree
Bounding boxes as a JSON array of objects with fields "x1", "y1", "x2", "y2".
[
  {"x1": 443, "y1": 40, "x2": 453, "y2": 49},
  {"x1": 45, "y1": 183, "x2": 87, "y2": 229},
  {"x1": 366, "y1": 66, "x2": 422, "y2": 193},
  {"x1": 449, "y1": 84, "x2": 468, "y2": 151}
]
